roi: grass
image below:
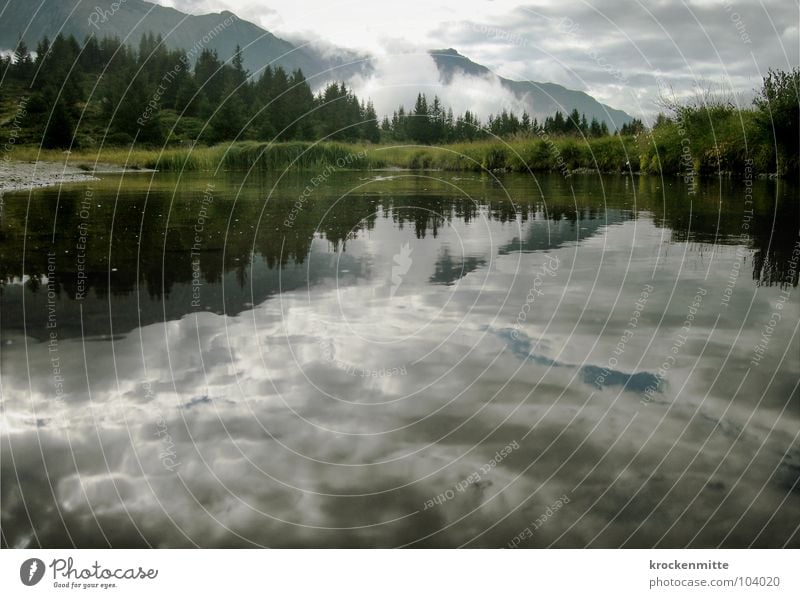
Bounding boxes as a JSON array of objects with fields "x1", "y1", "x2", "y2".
[
  {"x1": 9, "y1": 142, "x2": 375, "y2": 172},
  {"x1": 6, "y1": 128, "x2": 777, "y2": 177},
  {"x1": 638, "y1": 110, "x2": 776, "y2": 175}
]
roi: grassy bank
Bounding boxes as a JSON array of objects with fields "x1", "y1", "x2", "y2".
[{"x1": 6, "y1": 131, "x2": 784, "y2": 178}]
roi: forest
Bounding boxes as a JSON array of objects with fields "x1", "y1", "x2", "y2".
[{"x1": 1, "y1": 33, "x2": 797, "y2": 176}]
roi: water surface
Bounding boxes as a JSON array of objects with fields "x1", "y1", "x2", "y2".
[{"x1": 1, "y1": 171, "x2": 798, "y2": 547}]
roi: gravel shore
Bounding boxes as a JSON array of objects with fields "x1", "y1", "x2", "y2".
[{"x1": 0, "y1": 161, "x2": 147, "y2": 192}]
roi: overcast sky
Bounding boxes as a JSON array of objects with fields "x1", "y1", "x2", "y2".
[{"x1": 153, "y1": 0, "x2": 799, "y2": 118}]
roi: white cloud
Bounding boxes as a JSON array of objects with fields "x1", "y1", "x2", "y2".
[
  {"x1": 346, "y1": 51, "x2": 529, "y2": 120},
  {"x1": 150, "y1": 0, "x2": 798, "y2": 119}
]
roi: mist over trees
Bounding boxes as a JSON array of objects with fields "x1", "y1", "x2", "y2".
[
  {"x1": 0, "y1": 33, "x2": 382, "y2": 147},
  {"x1": 379, "y1": 94, "x2": 621, "y2": 143},
  {"x1": 1, "y1": 33, "x2": 797, "y2": 175},
  {"x1": 1, "y1": 32, "x2": 631, "y2": 149}
]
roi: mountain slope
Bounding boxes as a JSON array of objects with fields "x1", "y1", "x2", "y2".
[
  {"x1": 0, "y1": 1, "x2": 631, "y2": 127},
  {"x1": 430, "y1": 48, "x2": 632, "y2": 129},
  {"x1": 0, "y1": 0, "x2": 368, "y2": 82}
]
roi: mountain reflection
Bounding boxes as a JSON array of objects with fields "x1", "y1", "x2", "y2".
[{"x1": 1, "y1": 172, "x2": 798, "y2": 548}]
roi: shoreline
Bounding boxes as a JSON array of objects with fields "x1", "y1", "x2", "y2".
[
  {"x1": 0, "y1": 155, "x2": 785, "y2": 193},
  {"x1": 0, "y1": 161, "x2": 156, "y2": 193}
]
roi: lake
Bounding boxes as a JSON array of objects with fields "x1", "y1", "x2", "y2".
[{"x1": 1, "y1": 170, "x2": 798, "y2": 547}]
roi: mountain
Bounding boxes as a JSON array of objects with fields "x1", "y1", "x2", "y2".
[
  {"x1": 430, "y1": 48, "x2": 632, "y2": 129},
  {"x1": 0, "y1": 1, "x2": 631, "y2": 127},
  {"x1": 0, "y1": 0, "x2": 369, "y2": 83}
]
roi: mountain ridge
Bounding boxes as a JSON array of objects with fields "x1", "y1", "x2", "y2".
[
  {"x1": 0, "y1": 0, "x2": 370, "y2": 81},
  {"x1": 0, "y1": 0, "x2": 632, "y2": 127},
  {"x1": 429, "y1": 48, "x2": 631, "y2": 127}
]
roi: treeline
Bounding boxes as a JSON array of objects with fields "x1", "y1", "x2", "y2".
[
  {"x1": 1, "y1": 32, "x2": 636, "y2": 150},
  {"x1": 2, "y1": 34, "x2": 797, "y2": 176},
  {"x1": 378, "y1": 94, "x2": 642, "y2": 143},
  {"x1": 0, "y1": 33, "x2": 380, "y2": 147}
]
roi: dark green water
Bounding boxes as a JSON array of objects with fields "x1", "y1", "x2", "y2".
[{"x1": 1, "y1": 171, "x2": 798, "y2": 547}]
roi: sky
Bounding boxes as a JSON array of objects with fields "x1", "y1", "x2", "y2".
[{"x1": 153, "y1": 0, "x2": 798, "y2": 119}]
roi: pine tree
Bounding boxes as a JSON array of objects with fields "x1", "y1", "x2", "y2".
[
  {"x1": 429, "y1": 95, "x2": 444, "y2": 143},
  {"x1": 409, "y1": 93, "x2": 429, "y2": 143},
  {"x1": 42, "y1": 96, "x2": 75, "y2": 148},
  {"x1": 589, "y1": 117, "x2": 602, "y2": 137},
  {"x1": 194, "y1": 49, "x2": 224, "y2": 110},
  {"x1": 521, "y1": 111, "x2": 531, "y2": 134},
  {"x1": 174, "y1": 72, "x2": 201, "y2": 117},
  {"x1": 569, "y1": 108, "x2": 581, "y2": 134},
  {"x1": 111, "y1": 68, "x2": 164, "y2": 144},
  {"x1": 35, "y1": 37, "x2": 51, "y2": 67},
  {"x1": 231, "y1": 45, "x2": 247, "y2": 85},
  {"x1": 11, "y1": 38, "x2": 34, "y2": 83},
  {"x1": 208, "y1": 80, "x2": 247, "y2": 143},
  {"x1": 361, "y1": 100, "x2": 380, "y2": 143},
  {"x1": 285, "y1": 69, "x2": 315, "y2": 140},
  {"x1": 553, "y1": 111, "x2": 565, "y2": 134},
  {"x1": 444, "y1": 107, "x2": 454, "y2": 141}
]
